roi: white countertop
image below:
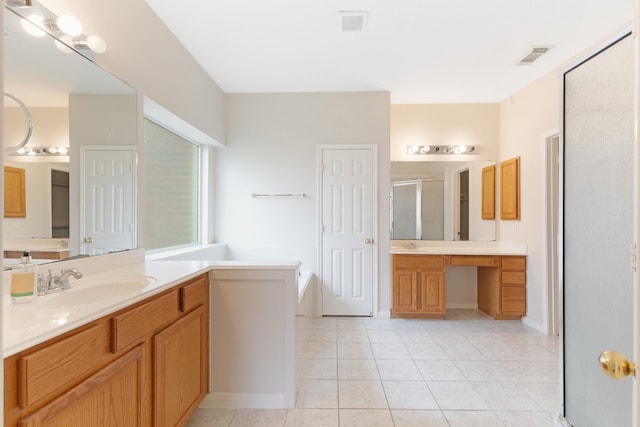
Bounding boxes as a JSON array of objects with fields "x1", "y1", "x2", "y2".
[
  {"x1": 3, "y1": 253, "x2": 301, "y2": 357},
  {"x1": 389, "y1": 240, "x2": 528, "y2": 255}
]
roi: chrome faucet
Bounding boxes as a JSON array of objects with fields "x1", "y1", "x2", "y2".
[{"x1": 37, "y1": 267, "x2": 83, "y2": 295}]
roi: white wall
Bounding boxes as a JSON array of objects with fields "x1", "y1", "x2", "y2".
[
  {"x1": 38, "y1": 0, "x2": 225, "y2": 144},
  {"x1": 219, "y1": 92, "x2": 391, "y2": 314},
  {"x1": 499, "y1": 72, "x2": 559, "y2": 332}
]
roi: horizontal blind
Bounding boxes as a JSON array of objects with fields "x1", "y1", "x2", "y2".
[{"x1": 144, "y1": 119, "x2": 199, "y2": 251}]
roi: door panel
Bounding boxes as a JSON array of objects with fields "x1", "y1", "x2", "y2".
[
  {"x1": 563, "y1": 34, "x2": 634, "y2": 426},
  {"x1": 81, "y1": 148, "x2": 136, "y2": 255},
  {"x1": 322, "y1": 149, "x2": 374, "y2": 316}
]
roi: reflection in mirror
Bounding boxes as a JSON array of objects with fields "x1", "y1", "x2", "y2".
[
  {"x1": 391, "y1": 161, "x2": 496, "y2": 241},
  {"x1": 3, "y1": 7, "x2": 137, "y2": 268}
]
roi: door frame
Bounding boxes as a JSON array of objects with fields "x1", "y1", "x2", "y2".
[
  {"x1": 543, "y1": 131, "x2": 560, "y2": 337},
  {"x1": 557, "y1": 28, "x2": 638, "y2": 426},
  {"x1": 316, "y1": 144, "x2": 378, "y2": 317},
  {"x1": 79, "y1": 145, "x2": 137, "y2": 255}
]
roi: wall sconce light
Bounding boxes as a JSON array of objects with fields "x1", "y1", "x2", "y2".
[
  {"x1": 407, "y1": 145, "x2": 477, "y2": 155},
  {"x1": 12, "y1": 146, "x2": 69, "y2": 156},
  {"x1": 6, "y1": 0, "x2": 107, "y2": 57}
]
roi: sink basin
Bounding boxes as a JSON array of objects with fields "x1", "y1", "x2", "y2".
[{"x1": 37, "y1": 275, "x2": 157, "y2": 308}]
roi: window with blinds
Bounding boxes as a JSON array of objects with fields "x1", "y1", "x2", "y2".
[{"x1": 144, "y1": 118, "x2": 199, "y2": 251}]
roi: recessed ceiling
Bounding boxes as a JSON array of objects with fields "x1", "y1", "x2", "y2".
[{"x1": 145, "y1": 0, "x2": 632, "y2": 103}]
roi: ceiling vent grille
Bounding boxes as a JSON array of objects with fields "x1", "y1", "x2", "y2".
[
  {"x1": 339, "y1": 11, "x2": 368, "y2": 32},
  {"x1": 517, "y1": 46, "x2": 552, "y2": 65}
]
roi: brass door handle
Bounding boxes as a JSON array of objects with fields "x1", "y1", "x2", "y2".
[
  {"x1": 599, "y1": 350, "x2": 636, "y2": 379},
  {"x1": 364, "y1": 238, "x2": 373, "y2": 244},
  {"x1": 84, "y1": 237, "x2": 93, "y2": 243}
]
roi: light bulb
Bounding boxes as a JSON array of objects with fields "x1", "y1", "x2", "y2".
[
  {"x1": 86, "y1": 35, "x2": 107, "y2": 53},
  {"x1": 21, "y1": 15, "x2": 46, "y2": 37},
  {"x1": 56, "y1": 14, "x2": 82, "y2": 36},
  {"x1": 57, "y1": 147, "x2": 69, "y2": 155},
  {"x1": 419, "y1": 146, "x2": 431, "y2": 154}
]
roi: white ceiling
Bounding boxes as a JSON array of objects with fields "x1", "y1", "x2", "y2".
[{"x1": 145, "y1": 0, "x2": 633, "y2": 103}]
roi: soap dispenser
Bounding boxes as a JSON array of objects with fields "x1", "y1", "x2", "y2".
[{"x1": 10, "y1": 251, "x2": 37, "y2": 304}]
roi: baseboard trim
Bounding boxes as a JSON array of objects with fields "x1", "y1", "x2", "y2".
[
  {"x1": 376, "y1": 310, "x2": 391, "y2": 319},
  {"x1": 522, "y1": 315, "x2": 546, "y2": 333},
  {"x1": 199, "y1": 393, "x2": 289, "y2": 409}
]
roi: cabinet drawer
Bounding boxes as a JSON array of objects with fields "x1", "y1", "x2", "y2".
[
  {"x1": 501, "y1": 271, "x2": 526, "y2": 285},
  {"x1": 449, "y1": 256, "x2": 499, "y2": 267},
  {"x1": 394, "y1": 255, "x2": 444, "y2": 270},
  {"x1": 180, "y1": 274, "x2": 208, "y2": 313},
  {"x1": 502, "y1": 256, "x2": 526, "y2": 271},
  {"x1": 18, "y1": 323, "x2": 111, "y2": 409},
  {"x1": 111, "y1": 291, "x2": 179, "y2": 353},
  {"x1": 501, "y1": 286, "x2": 526, "y2": 315}
]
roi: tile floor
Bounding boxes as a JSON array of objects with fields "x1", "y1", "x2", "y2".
[{"x1": 188, "y1": 309, "x2": 560, "y2": 427}]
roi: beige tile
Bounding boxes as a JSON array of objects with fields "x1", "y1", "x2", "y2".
[
  {"x1": 284, "y1": 409, "x2": 339, "y2": 427},
  {"x1": 337, "y1": 329, "x2": 369, "y2": 343},
  {"x1": 296, "y1": 317, "x2": 336, "y2": 330},
  {"x1": 440, "y1": 343, "x2": 486, "y2": 360},
  {"x1": 338, "y1": 380, "x2": 388, "y2": 409},
  {"x1": 367, "y1": 329, "x2": 403, "y2": 343},
  {"x1": 229, "y1": 409, "x2": 287, "y2": 427},
  {"x1": 444, "y1": 410, "x2": 505, "y2": 427},
  {"x1": 376, "y1": 359, "x2": 422, "y2": 380},
  {"x1": 305, "y1": 328, "x2": 337, "y2": 343},
  {"x1": 427, "y1": 381, "x2": 490, "y2": 410},
  {"x1": 383, "y1": 381, "x2": 439, "y2": 410},
  {"x1": 339, "y1": 409, "x2": 394, "y2": 427},
  {"x1": 296, "y1": 358, "x2": 337, "y2": 380},
  {"x1": 363, "y1": 318, "x2": 397, "y2": 330},
  {"x1": 472, "y1": 382, "x2": 543, "y2": 411},
  {"x1": 517, "y1": 382, "x2": 561, "y2": 413},
  {"x1": 296, "y1": 380, "x2": 338, "y2": 409},
  {"x1": 390, "y1": 410, "x2": 449, "y2": 427},
  {"x1": 414, "y1": 359, "x2": 466, "y2": 381},
  {"x1": 430, "y1": 331, "x2": 470, "y2": 344},
  {"x1": 296, "y1": 342, "x2": 336, "y2": 359},
  {"x1": 187, "y1": 408, "x2": 236, "y2": 426},
  {"x1": 398, "y1": 330, "x2": 436, "y2": 344},
  {"x1": 496, "y1": 411, "x2": 556, "y2": 427},
  {"x1": 370, "y1": 342, "x2": 411, "y2": 359},
  {"x1": 336, "y1": 318, "x2": 366, "y2": 330},
  {"x1": 338, "y1": 359, "x2": 380, "y2": 380},
  {"x1": 405, "y1": 342, "x2": 448, "y2": 360},
  {"x1": 338, "y1": 342, "x2": 374, "y2": 359}
]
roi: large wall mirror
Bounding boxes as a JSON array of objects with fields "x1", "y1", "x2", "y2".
[
  {"x1": 3, "y1": 7, "x2": 137, "y2": 267},
  {"x1": 391, "y1": 161, "x2": 496, "y2": 241}
]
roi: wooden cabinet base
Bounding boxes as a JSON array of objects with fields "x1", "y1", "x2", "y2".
[{"x1": 391, "y1": 311, "x2": 445, "y2": 320}]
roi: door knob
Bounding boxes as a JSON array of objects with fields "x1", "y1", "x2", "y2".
[
  {"x1": 364, "y1": 238, "x2": 373, "y2": 244},
  {"x1": 84, "y1": 237, "x2": 93, "y2": 243},
  {"x1": 599, "y1": 350, "x2": 636, "y2": 379}
]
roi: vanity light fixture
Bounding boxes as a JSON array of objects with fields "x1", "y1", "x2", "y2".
[
  {"x1": 407, "y1": 145, "x2": 477, "y2": 155},
  {"x1": 13, "y1": 146, "x2": 69, "y2": 156},
  {"x1": 6, "y1": 0, "x2": 107, "y2": 57}
]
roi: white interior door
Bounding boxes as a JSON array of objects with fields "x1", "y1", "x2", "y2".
[
  {"x1": 321, "y1": 148, "x2": 375, "y2": 316},
  {"x1": 81, "y1": 147, "x2": 136, "y2": 255},
  {"x1": 562, "y1": 34, "x2": 636, "y2": 426}
]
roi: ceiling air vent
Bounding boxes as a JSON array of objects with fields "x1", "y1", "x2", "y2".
[
  {"x1": 517, "y1": 46, "x2": 552, "y2": 65},
  {"x1": 339, "y1": 11, "x2": 368, "y2": 32}
]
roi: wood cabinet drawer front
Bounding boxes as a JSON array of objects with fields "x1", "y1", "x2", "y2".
[
  {"x1": 394, "y1": 255, "x2": 444, "y2": 270},
  {"x1": 501, "y1": 271, "x2": 525, "y2": 285},
  {"x1": 501, "y1": 286, "x2": 526, "y2": 315},
  {"x1": 111, "y1": 291, "x2": 179, "y2": 353},
  {"x1": 18, "y1": 323, "x2": 111, "y2": 409},
  {"x1": 449, "y1": 256, "x2": 499, "y2": 267},
  {"x1": 180, "y1": 275, "x2": 208, "y2": 313},
  {"x1": 502, "y1": 256, "x2": 526, "y2": 271}
]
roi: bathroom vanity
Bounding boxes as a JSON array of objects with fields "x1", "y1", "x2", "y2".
[{"x1": 391, "y1": 242, "x2": 527, "y2": 319}]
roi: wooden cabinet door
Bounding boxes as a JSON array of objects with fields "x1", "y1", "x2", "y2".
[
  {"x1": 418, "y1": 271, "x2": 445, "y2": 315},
  {"x1": 153, "y1": 306, "x2": 208, "y2": 427},
  {"x1": 18, "y1": 345, "x2": 145, "y2": 427},
  {"x1": 393, "y1": 270, "x2": 418, "y2": 313},
  {"x1": 4, "y1": 166, "x2": 26, "y2": 218}
]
